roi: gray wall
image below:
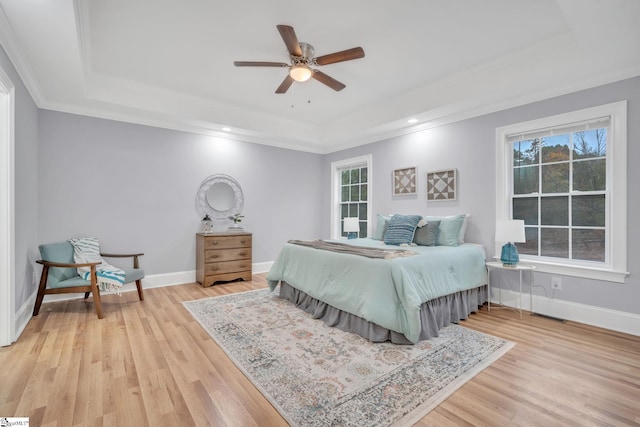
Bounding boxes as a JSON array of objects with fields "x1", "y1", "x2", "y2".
[
  {"x1": 0, "y1": 45, "x2": 39, "y2": 311},
  {"x1": 38, "y1": 111, "x2": 324, "y2": 274},
  {"x1": 323, "y1": 75, "x2": 640, "y2": 315}
]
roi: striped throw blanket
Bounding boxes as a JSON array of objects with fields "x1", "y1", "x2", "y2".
[
  {"x1": 288, "y1": 239, "x2": 417, "y2": 259},
  {"x1": 69, "y1": 237, "x2": 126, "y2": 294}
]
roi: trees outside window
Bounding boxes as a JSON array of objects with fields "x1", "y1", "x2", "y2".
[
  {"x1": 331, "y1": 155, "x2": 372, "y2": 239},
  {"x1": 513, "y1": 128, "x2": 607, "y2": 262},
  {"x1": 496, "y1": 102, "x2": 627, "y2": 283},
  {"x1": 339, "y1": 165, "x2": 368, "y2": 238}
]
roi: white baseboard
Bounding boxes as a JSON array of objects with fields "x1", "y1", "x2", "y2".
[
  {"x1": 13, "y1": 269, "x2": 199, "y2": 342},
  {"x1": 141, "y1": 270, "x2": 196, "y2": 289},
  {"x1": 23, "y1": 262, "x2": 637, "y2": 340},
  {"x1": 14, "y1": 292, "x2": 36, "y2": 341},
  {"x1": 29, "y1": 261, "x2": 276, "y2": 306},
  {"x1": 253, "y1": 261, "x2": 273, "y2": 274},
  {"x1": 490, "y1": 289, "x2": 640, "y2": 337}
]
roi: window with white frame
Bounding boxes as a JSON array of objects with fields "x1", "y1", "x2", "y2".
[
  {"x1": 496, "y1": 101, "x2": 627, "y2": 283},
  {"x1": 331, "y1": 155, "x2": 372, "y2": 239}
]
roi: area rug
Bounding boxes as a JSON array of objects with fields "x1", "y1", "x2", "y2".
[{"x1": 183, "y1": 288, "x2": 515, "y2": 427}]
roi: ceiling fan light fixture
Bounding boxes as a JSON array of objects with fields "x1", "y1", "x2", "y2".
[
  {"x1": 289, "y1": 65, "x2": 313, "y2": 82},
  {"x1": 234, "y1": 25, "x2": 364, "y2": 93}
]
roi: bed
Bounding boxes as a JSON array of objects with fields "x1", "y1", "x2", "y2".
[{"x1": 266, "y1": 236, "x2": 488, "y2": 344}]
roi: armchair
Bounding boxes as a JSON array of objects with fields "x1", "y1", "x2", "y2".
[{"x1": 34, "y1": 241, "x2": 145, "y2": 319}]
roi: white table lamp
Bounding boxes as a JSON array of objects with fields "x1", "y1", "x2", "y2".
[
  {"x1": 343, "y1": 217, "x2": 360, "y2": 239},
  {"x1": 495, "y1": 219, "x2": 526, "y2": 267}
]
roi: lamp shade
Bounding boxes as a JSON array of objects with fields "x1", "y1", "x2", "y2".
[
  {"x1": 496, "y1": 219, "x2": 525, "y2": 266},
  {"x1": 495, "y1": 219, "x2": 525, "y2": 243},
  {"x1": 343, "y1": 217, "x2": 360, "y2": 233},
  {"x1": 289, "y1": 65, "x2": 312, "y2": 82}
]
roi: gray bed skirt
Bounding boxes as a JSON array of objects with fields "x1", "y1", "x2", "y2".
[{"x1": 277, "y1": 281, "x2": 488, "y2": 344}]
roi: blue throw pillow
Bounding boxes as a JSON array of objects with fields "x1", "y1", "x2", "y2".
[
  {"x1": 413, "y1": 220, "x2": 441, "y2": 246},
  {"x1": 383, "y1": 214, "x2": 422, "y2": 245}
]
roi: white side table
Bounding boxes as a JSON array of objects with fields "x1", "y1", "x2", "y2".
[{"x1": 486, "y1": 261, "x2": 536, "y2": 319}]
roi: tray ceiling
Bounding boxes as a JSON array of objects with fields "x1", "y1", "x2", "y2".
[{"x1": 0, "y1": 0, "x2": 638, "y2": 153}]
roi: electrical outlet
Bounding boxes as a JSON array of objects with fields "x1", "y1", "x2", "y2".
[{"x1": 551, "y1": 276, "x2": 562, "y2": 291}]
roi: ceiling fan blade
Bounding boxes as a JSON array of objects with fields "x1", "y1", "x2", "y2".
[
  {"x1": 311, "y1": 70, "x2": 346, "y2": 91},
  {"x1": 277, "y1": 25, "x2": 302, "y2": 57},
  {"x1": 234, "y1": 61, "x2": 289, "y2": 67},
  {"x1": 314, "y1": 47, "x2": 365, "y2": 65},
  {"x1": 275, "y1": 75, "x2": 294, "y2": 94}
]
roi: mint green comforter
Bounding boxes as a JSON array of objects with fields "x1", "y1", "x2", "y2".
[{"x1": 267, "y1": 238, "x2": 487, "y2": 343}]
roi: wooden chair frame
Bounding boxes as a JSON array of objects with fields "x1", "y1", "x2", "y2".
[{"x1": 34, "y1": 252, "x2": 144, "y2": 319}]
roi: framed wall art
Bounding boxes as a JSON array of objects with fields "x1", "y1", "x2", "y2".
[
  {"x1": 426, "y1": 169, "x2": 457, "y2": 201},
  {"x1": 392, "y1": 167, "x2": 417, "y2": 195}
]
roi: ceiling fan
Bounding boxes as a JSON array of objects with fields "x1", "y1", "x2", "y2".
[{"x1": 233, "y1": 24, "x2": 365, "y2": 94}]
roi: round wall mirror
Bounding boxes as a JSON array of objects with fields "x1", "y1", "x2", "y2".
[
  {"x1": 207, "y1": 182, "x2": 235, "y2": 211},
  {"x1": 196, "y1": 174, "x2": 244, "y2": 219}
]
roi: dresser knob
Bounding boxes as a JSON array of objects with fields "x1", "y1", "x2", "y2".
[
  {"x1": 240, "y1": 240, "x2": 246, "y2": 244},
  {"x1": 212, "y1": 241, "x2": 219, "y2": 245}
]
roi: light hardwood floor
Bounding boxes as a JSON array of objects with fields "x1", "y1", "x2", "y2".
[{"x1": 1, "y1": 274, "x2": 639, "y2": 426}]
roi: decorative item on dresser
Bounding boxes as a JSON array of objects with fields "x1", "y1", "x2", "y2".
[
  {"x1": 196, "y1": 232, "x2": 252, "y2": 287},
  {"x1": 200, "y1": 214, "x2": 214, "y2": 234}
]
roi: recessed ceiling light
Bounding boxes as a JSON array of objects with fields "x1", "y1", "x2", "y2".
[
  {"x1": 407, "y1": 118, "x2": 418, "y2": 124},
  {"x1": 222, "y1": 127, "x2": 231, "y2": 132}
]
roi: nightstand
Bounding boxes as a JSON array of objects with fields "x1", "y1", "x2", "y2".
[{"x1": 486, "y1": 261, "x2": 535, "y2": 319}]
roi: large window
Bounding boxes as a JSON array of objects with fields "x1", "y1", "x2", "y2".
[
  {"x1": 496, "y1": 102, "x2": 627, "y2": 283},
  {"x1": 331, "y1": 155, "x2": 372, "y2": 239}
]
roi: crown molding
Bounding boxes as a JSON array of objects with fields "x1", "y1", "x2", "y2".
[{"x1": 0, "y1": 5, "x2": 45, "y2": 106}]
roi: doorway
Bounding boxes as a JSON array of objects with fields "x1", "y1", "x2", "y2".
[{"x1": 0, "y1": 65, "x2": 15, "y2": 346}]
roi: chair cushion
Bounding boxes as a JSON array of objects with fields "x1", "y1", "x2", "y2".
[
  {"x1": 124, "y1": 268, "x2": 145, "y2": 283},
  {"x1": 53, "y1": 269, "x2": 144, "y2": 289},
  {"x1": 39, "y1": 241, "x2": 79, "y2": 287}
]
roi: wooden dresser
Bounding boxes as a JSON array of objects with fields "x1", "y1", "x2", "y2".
[{"x1": 196, "y1": 232, "x2": 252, "y2": 287}]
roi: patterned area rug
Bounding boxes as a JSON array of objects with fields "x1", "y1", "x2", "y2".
[{"x1": 183, "y1": 288, "x2": 514, "y2": 427}]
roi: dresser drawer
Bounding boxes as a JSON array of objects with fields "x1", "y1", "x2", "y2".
[
  {"x1": 204, "y1": 259, "x2": 252, "y2": 275},
  {"x1": 203, "y1": 235, "x2": 252, "y2": 250},
  {"x1": 205, "y1": 248, "x2": 251, "y2": 263}
]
